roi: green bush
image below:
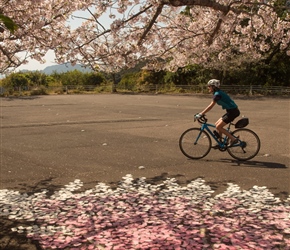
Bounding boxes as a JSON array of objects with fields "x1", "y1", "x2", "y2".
[
  {"x1": 118, "y1": 73, "x2": 139, "y2": 91},
  {"x1": 26, "y1": 71, "x2": 48, "y2": 86},
  {"x1": 30, "y1": 86, "x2": 48, "y2": 95},
  {"x1": 2, "y1": 72, "x2": 29, "y2": 88},
  {"x1": 94, "y1": 84, "x2": 111, "y2": 93},
  {"x1": 60, "y1": 70, "x2": 85, "y2": 86},
  {"x1": 84, "y1": 72, "x2": 106, "y2": 85}
]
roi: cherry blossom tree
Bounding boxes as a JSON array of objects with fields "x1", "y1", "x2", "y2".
[
  {"x1": 0, "y1": 0, "x2": 289, "y2": 73},
  {"x1": 0, "y1": 0, "x2": 94, "y2": 73}
]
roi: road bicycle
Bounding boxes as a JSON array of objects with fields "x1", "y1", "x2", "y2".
[{"x1": 179, "y1": 114, "x2": 261, "y2": 161}]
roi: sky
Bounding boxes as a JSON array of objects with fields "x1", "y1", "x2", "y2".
[
  {"x1": 17, "y1": 9, "x2": 112, "y2": 72},
  {"x1": 17, "y1": 50, "x2": 57, "y2": 71}
]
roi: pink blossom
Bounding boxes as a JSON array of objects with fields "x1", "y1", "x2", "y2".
[{"x1": 0, "y1": 176, "x2": 289, "y2": 249}]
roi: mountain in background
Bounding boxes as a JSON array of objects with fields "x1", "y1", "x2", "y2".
[
  {"x1": 16, "y1": 60, "x2": 148, "y2": 81},
  {"x1": 42, "y1": 63, "x2": 93, "y2": 74},
  {"x1": 42, "y1": 61, "x2": 148, "y2": 75}
]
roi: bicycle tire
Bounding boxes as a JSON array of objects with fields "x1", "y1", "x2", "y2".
[
  {"x1": 179, "y1": 128, "x2": 212, "y2": 159},
  {"x1": 227, "y1": 128, "x2": 261, "y2": 161}
]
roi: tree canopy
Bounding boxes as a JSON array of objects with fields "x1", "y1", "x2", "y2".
[{"x1": 0, "y1": 0, "x2": 289, "y2": 73}]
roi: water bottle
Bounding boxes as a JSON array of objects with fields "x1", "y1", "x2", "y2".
[{"x1": 213, "y1": 130, "x2": 220, "y2": 139}]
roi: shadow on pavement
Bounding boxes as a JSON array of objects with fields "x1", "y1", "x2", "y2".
[
  {"x1": 220, "y1": 159, "x2": 287, "y2": 169},
  {"x1": 0, "y1": 218, "x2": 41, "y2": 250},
  {"x1": 3, "y1": 96, "x2": 41, "y2": 101},
  {"x1": 17, "y1": 177, "x2": 64, "y2": 196}
]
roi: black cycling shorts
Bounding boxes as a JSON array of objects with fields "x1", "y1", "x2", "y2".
[{"x1": 222, "y1": 108, "x2": 240, "y2": 124}]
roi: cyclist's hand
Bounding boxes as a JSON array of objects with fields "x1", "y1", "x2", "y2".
[
  {"x1": 195, "y1": 113, "x2": 202, "y2": 119},
  {"x1": 194, "y1": 113, "x2": 202, "y2": 121}
]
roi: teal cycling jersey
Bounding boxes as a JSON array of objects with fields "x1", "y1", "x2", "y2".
[{"x1": 213, "y1": 90, "x2": 238, "y2": 110}]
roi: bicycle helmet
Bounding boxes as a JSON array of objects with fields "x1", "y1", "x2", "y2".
[{"x1": 207, "y1": 79, "x2": 220, "y2": 88}]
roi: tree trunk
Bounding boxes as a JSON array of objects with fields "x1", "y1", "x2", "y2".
[{"x1": 111, "y1": 73, "x2": 117, "y2": 93}]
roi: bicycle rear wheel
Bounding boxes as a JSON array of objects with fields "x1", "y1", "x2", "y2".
[
  {"x1": 179, "y1": 128, "x2": 211, "y2": 159},
  {"x1": 227, "y1": 128, "x2": 260, "y2": 161}
]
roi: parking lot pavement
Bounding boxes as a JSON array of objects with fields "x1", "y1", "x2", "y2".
[{"x1": 1, "y1": 94, "x2": 289, "y2": 197}]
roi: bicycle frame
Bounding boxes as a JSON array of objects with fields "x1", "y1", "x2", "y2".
[{"x1": 197, "y1": 122, "x2": 233, "y2": 148}]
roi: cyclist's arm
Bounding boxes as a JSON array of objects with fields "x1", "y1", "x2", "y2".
[{"x1": 200, "y1": 101, "x2": 216, "y2": 115}]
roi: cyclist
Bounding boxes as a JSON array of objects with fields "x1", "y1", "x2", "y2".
[{"x1": 196, "y1": 79, "x2": 240, "y2": 146}]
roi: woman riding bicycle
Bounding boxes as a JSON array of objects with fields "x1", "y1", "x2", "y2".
[{"x1": 197, "y1": 79, "x2": 240, "y2": 146}]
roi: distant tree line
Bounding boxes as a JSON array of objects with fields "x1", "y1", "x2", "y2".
[
  {"x1": 1, "y1": 70, "x2": 106, "y2": 89},
  {"x1": 1, "y1": 53, "x2": 289, "y2": 93},
  {"x1": 118, "y1": 53, "x2": 290, "y2": 89}
]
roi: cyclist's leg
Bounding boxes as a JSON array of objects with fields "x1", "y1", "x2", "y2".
[
  {"x1": 215, "y1": 117, "x2": 223, "y2": 138},
  {"x1": 216, "y1": 109, "x2": 240, "y2": 143},
  {"x1": 216, "y1": 119, "x2": 235, "y2": 142}
]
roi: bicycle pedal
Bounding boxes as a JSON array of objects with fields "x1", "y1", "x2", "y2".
[{"x1": 212, "y1": 145, "x2": 220, "y2": 149}]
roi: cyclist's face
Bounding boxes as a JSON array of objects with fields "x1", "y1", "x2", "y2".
[{"x1": 208, "y1": 86, "x2": 213, "y2": 93}]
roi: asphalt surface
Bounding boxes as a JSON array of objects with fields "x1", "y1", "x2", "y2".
[{"x1": 1, "y1": 94, "x2": 289, "y2": 198}]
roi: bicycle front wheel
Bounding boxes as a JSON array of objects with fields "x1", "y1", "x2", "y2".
[
  {"x1": 179, "y1": 128, "x2": 211, "y2": 159},
  {"x1": 227, "y1": 128, "x2": 261, "y2": 161}
]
